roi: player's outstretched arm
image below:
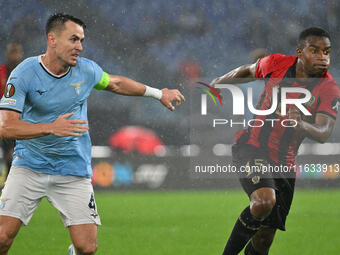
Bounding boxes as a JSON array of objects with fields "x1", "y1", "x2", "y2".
[
  {"x1": 288, "y1": 107, "x2": 335, "y2": 143},
  {"x1": 210, "y1": 62, "x2": 257, "y2": 87},
  {"x1": 0, "y1": 111, "x2": 88, "y2": 140},
  {"x1": 104, "y1": 74, "x2": 185, "y2": 111}
]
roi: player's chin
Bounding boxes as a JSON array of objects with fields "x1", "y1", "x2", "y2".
[
  {"x1": 312, "y1": 65, "x2": 328, "y2": 75},
  {"x1": 68, "y1": 58, "x2": 78, "y2": 67},
  {"x1": 310, "y1": 68, "x2": 327, "y2": 77}
]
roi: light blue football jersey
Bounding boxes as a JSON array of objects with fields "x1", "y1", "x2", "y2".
[{"x1": 0, "y1": 55, "x2": 104, "y2": 177}]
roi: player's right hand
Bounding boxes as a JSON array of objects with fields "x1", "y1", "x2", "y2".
[
  {"x1": 50, "y1": 112, "x2": 89, "y2": 137},
  {"x1": 160, "y1": 88, "x2": 185, "y2": 111}
]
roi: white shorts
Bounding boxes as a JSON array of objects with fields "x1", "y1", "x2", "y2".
[{"x1": 0, "y1": 166, "x2": 101, "y2": 227}]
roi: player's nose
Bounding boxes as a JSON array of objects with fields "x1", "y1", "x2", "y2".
[
  {"x1": 76, "y1": 41, "x2": 83, "y2": 52},
  {"x1": 316, "y1": 52, "x2": 328, "y2": 62}
]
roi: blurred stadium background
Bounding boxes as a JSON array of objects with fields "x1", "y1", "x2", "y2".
[{"x1": 1, "y1": 0, "x2": 340, "y2": 254}]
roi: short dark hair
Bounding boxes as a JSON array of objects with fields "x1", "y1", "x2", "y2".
[
  {"x1": 298, "y1": 27, "x2": 330, "y2": 49},
  {"x1": 45, "y1": 13, "x2": 86, "y2": 35}
]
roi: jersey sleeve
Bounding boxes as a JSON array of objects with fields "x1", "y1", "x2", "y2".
[
  {"x1": 255, "y1": 53, "x2": 286, "y2": 78},
  {"x1": 0, "y1": 73, "x2": 27, "y2": 113},
  {"x1": 316, "y1": 82, "x2": 340, "y2": 120},
  {"x1": 89, "y1": 60, "x2": 104, "y2": 87}
]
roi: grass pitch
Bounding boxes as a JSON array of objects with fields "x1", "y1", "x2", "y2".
[{"x1": 10, "y1": 189, "x2": 340, "y2": 254}]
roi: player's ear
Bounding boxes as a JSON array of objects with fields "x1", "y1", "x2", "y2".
[
  {"x1": 296, "y1": 48, "x2": 302, "y2": 58},
  {"x1": 47, "y1": 32, "x2": 57, "y2": 48}
]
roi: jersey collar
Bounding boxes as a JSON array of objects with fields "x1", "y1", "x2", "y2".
[{"x1": 38, "y1": 55, "x2": 71, "y2": 79}]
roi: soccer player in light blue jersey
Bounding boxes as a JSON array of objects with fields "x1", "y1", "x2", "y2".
[{"x1": 0, "y1": 13, "x2": 185, "y2": 255}]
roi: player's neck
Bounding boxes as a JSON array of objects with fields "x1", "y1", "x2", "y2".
[
  {"x1": 41, "y1": 53, "x2": 70, "y2": 76},
  {"x1": 295, "y1": 60, "x2": 309, "y2": 81},
  {"x1": 295, "y1": 59, "x2": 322, "y2": 81}
]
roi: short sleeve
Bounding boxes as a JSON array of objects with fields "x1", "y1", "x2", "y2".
[
  {"x1": 90, "y1": 60, "x2": 104, "y2": 86},
  {"x1": 316, "y1": 82, "x2": 340, "y2": 120},
  {"x1": 255, "y1": 53, "x2": 289, "y2": 79},
  {"x1": 0, "y1": 75, "x2": 27, "y2": 113},
  {"x1": 256, "y1": 54, "x2": 276, "y2": 78}
]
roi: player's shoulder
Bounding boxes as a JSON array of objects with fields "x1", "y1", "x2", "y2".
[
  {"x1": 75, "y1": 57, "x2": 102, "y2": 74},
  {"x1": 76, "y1": 57, "x2": 99, "y2": 69},
  {"x1": 266, "y1": 53, "x2": 288, "y2": 60},
  {"x1": 76, "y1": 57, "x2": 103, "y2": 82},
  {"x1": 9, "y1": 56, "x2": 39, "y2": 81},
  {"x1": 12, "y1": 56, "x2": 39, "y2": 75},
  {"x1": 320, "y1": 71, "x2": 340, "y2": 95},
  {"x1": 262, "y1": 53, "x2": 296, "y2": 67},
  {"x1": 256, "y1": 53, "x2": 296, "y2": 78},
  {"x1": 323, "y1": 71, "x2": 335, "y2": 80}
]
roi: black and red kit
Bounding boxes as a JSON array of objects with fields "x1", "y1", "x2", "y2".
[{"x1": 235, "y1": 53, "x2": 340, "y2": 166}]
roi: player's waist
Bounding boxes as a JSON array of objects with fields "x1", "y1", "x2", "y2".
[
  {"x1": 235, "y1": 137, "x2": 297, "y2": 160},
  {"x1": 11, "y1": 161, "x2": 92, "y2": 177},
  {"x1": 15, "y1": 137, "x2": 91, "y2": 156}
]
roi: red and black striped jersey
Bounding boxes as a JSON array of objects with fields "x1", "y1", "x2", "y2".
[{"x1": 235, "y1": 53, "x2": 340, "y2": 166}]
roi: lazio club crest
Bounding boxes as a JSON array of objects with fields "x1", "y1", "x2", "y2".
[{"x1": 70, "y1": 81, "x2": 84, "y2": 95}]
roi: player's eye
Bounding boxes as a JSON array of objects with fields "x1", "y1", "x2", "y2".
[{"x1": 323, "y1": 49, "x2": 330, "y2": 55}]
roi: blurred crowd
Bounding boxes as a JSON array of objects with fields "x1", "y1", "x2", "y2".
[{"x1": 1, "y1": 0, "x2": 340, "y2": 146}]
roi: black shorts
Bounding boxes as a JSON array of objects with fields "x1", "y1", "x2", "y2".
[{"x1": 232, "y1": 144, "x2": 296, "y2": 231}]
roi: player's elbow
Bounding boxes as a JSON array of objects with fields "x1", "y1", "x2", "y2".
[
  {"x1": 237, "y1": 64, "x2": 256, "y2": 79},
  {"x1": 317, "y1": 135, "x2": 329, "y2": 144},
  {"x1": 315, "y1": 131, "x2": 331, "y2": 144},
  {"x1": 106, "y1": 75, "x2": 123, "y2": 94}
]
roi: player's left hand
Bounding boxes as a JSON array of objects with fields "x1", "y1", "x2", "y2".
[
  {"x1": 160, "y1": 88, "x2": 185, "y2": 111},
  {"x1": 288, "y1": 105, "x2": 302, "y2": 127}
]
